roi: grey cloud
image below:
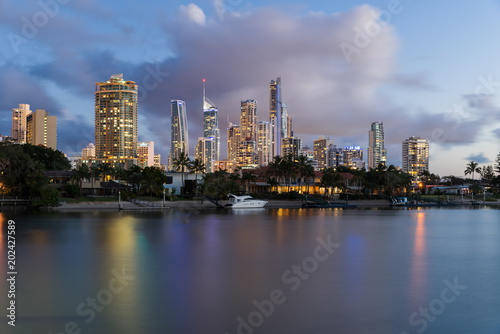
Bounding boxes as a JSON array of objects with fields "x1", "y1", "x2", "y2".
[{"x1": 465, "y1": 153, "x2": 490, "y2": 164}]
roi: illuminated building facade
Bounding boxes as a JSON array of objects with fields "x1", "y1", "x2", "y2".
[
  {"x1": 137, "y1": 141, "x2": 154, "y2": 168},
  {"x1": 169, "y1": 100, "x2": 189, "y2": 170},
  {"x1": 282, "y1": 135, "x2": 302, "y2": 160},
  {"x1": 313, "y1": 137, "x2": 335, "y2": 170},
  {"x1": 368, "y1": 121, "x2": 387, "y2": 169},
  {"x1": 402, "y1": 136, "x2": 429, "y2": 178},
  {"x1": 343, "y1": 146, "x2": 364, "y2": 169},
  {"x1": 26, "y1": 109, "x2": 57, "y2": 150},
  {"x1": 269, "y1": 77, "x2": 282, "y2": 158},
  {"x1": 195, "y1": 137, "x2": 215, "y2": 173},
  {"x1": 227, "y1": 123, "x2": 241, "y2": 163},
  {"x1": 11, "y1": 104, "x2": 32, "y2": 143},
  {"x1": 95, "y1": 74, "x2": 138, "y2": 168},
  {"x1": 256, "y1": 121, "x2": 271, "y2": 166},
  {"x1": 202, "y1": 80, "x2": 220, "y2": 161}
]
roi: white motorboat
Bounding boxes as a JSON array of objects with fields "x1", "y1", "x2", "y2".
[{"x1": 225, "y1": 194, "x2": 268, "y2": 208}]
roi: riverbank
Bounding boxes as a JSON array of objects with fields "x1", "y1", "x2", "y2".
[{"x1": 49, "y1": 198, "x2": 500, "y2": 211}]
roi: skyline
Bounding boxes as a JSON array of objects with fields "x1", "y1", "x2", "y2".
[{"x1": 1, "y1": 0, "x2": 500, "y2": 176}]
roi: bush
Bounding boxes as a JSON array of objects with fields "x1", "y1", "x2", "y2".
[
  {"x1": 65, "y1": 184, "x2": 80, "y2": 198},
  {"x1": 31, "y1": 186, "x2": 60, "y2": 207},
  {"x1": 119, "y1": 190, "x2": 129, "y2": 201}
]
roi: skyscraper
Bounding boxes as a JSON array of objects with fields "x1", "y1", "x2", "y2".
[
  {"x1": 256, "y1": 121, "x2": 271, "y2": 166},
  {"x1": 314, "y1": 137, "x2": 335, "y2": 170},
  {"x1": 26, "y1": 109, "x2": 57, "y2": 150},
  {"x1": 195, "y1": 137, "x2": 215, "y2": 173},
  {"x1": 95, "y1": 74, "x2": 138, "y2": 168},
  {"x1": 282, "y1": 135, "x2": 302, "y2": 160},
  {"x1": 269, "y1": 77, "x2": 282, "y2": 158},
  {"x1": 137, "y1": 141, "x2": 155, "y2": 168},
  {"x1": 240, "y1": 99, "x2": 257, "y2": 140},
  {"x1": 402, "y1": 137, "x2": 429, "y2": 178},
  {"x1": 367, "y1": 122, "x2": 387, "y2": 169},
  {"x1": 11, "y1": 104, "x2": 32, "y2": 143},
  {"x1": 227, "y1": 123, "x2": 241, "y2": 163},
  {"x1": 169, "y1": 100, "x2": 189, "y2": 170},
  {"x1": 202, "y1": 79, "x2": 220, "y2": 161}
]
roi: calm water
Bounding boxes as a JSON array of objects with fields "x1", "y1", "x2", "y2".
[{"x1": 1, "y1": 207, "x2": 500, "y2": 334}]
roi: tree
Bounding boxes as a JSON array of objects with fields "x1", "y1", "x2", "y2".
[
  {"x1": 0, "y1": 142, "x2": 69, "y2": 197},
  {"x1": 464, "y1": 161, "x2": 481, "y2": 180},
  {"x1": 296, "y1": 155, "x2": 314, "y2": 194},
  {"x1": 141, "y1": 167, "x2": 168, "y2": 198},
  {"x1": 496, "y1": 153, "x2": 500, "y2": 174},
  {"x1": 199, "y1": 170, "x2": 239, "y2": 199},
  {"x1": 126, "y1": 165, "x2": 143, "y2": 194},
  {"x1": 71, "y1": 164, "x2": 91, "y2": 196},
  {"x1": 480, "y1": 165, "x2": 495, "y2": 183},
  {"x1": 173, "y1": 152, "x2": 191, "y2": 194},
  {"x1": 321, "y1": 168, "x2": 344, "y2": 198},
  {"x1": 189, "y1": 159, "x2": 205, "y2": 195},
  {"x1": 241, "y1": 171, "x2": 257, "y2": 193}
]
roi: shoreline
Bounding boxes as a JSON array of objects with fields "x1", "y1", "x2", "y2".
[{"x1": 49, "y1": 199, "x2": 500, "y2": 211}]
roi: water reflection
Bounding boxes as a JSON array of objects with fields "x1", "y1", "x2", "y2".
[{"x1": 409, "y1": 211, "x2": 427, "y2": 307}]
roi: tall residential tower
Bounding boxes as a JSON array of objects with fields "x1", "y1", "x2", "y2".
[
  {"x1": 169, "y1": 100, "x2": 189, "y2": 170},
  {"x1": 402, "y1": 137, "x2": 429, "y2": 178},
  {"x1": 367, "y1": 122, "x2": 387, "y2": 169},
  {"x1": 95, "y1": 74, "x2": 138, "y2": 168},
  {"x1": 202, "y1": 79, "x2": 220, "y2": 161},
  {"x1": 11, "y1": 104, "x2": 32, "y2": 143}
]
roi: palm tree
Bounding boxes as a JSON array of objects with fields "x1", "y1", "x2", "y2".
[
  {"x1": 242, "y1": 171, "x2": 257, "y2": 193},
  {"x1": 71, "y1": 164, "x2": 91, "y2": 196},
  {"x1": 126, "y1": 165, "x2": 143, "y2": 194},
  {"x1": 464, "y1": 161, "x2": 481, "y2": 180},
  {"x1": 173, "y1": 152, "x2": 191, "y2": 194},
  {"x1": 296, "y1": 155, "x2": 314, "y2": 194},
  {"x1": 266, "y1": 176, "x2": 279, "y2": 192},
  {"x1": 189, "y1": 159, "x2": 205, "y2": 195},
  {"x1": 97, "y1": 163, "x2": 113, "y2": 195},
  {"x1": 90, "y1": 165, "x2": 100, "y2": 196},
  {"x1": 321, "y1": 168, "x2": 343, "y2": 198}
]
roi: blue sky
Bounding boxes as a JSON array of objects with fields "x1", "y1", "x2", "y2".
[{"x1": 1, "y1": 0, "x2": 499, "y2": 176}]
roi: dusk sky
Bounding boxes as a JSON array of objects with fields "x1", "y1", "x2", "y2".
[{"x1": 1, "y1": 0, "x2": 500, "y2": 176}]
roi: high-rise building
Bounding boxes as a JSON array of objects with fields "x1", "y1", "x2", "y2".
[
  {"x1": 269, "y1": 77, "x2": 282, "y2": 158},
  {"x1": 368, "y1": 122, "x2": 387, "y2": 169},
  {"x1": 227, "y1": 123, "x2": 241, "y2": 163},
  {"x1": 81, "y1": 143, "x2": 95, "y2": 165},
  {"x1": 202, "y1": 79, "x2": 220, "y2": 161},
  {"x1": 154, "y1": 154, "x2": 161, "y2": 168},
  {"x1": 281, "y1": 102, "x2": 288, "y2": 142},
  {"x1": 343, "y1": 146, "x2": 364, "y2": 169},
  {"x1": 240, "y1": 99, "x2": 258, "y2": 140},
  {"x1": 286, "y1": 115, "x2": 293, "y2": 139},
  {"x1": 237, "y1": 139, "x2": 258, "y2": 169},
  {"x1": 327, "y1": 145, "x2": 343, "y2": 168},
  {"x1": 95, "y1": 74, "x2": 138, "y2": 168},
  {"x1": 169, "y1": 100, "x2": 189, "y2": 170},
  {"x1": 26, "y1": 109, "x2": 57, "y2": 150},
  {"x1": 314, "y1": 137, "x2": 335, "y2": 170},
  {"x1": 402, "y1": 137, "x2": 429, "y2": 178},
  {"x1": 195, "y1": 137, "x2": 215, "y2": 173},
  {"x1": 256, "y1": 121, "x2": 271, "y2": 166},
  {"x1": 11, "y1": 104, "x2": 32, "y2": 143},
  {"x1": 282, "y1": 135, "x2": 302, "y2": 160},
  {"x1": 137, "y1": 141, "x2": 155, "y2": 168}
]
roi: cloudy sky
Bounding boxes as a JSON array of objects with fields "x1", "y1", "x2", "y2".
[{"x1": 1, "y1": 0, "x2": 500, "y2": 176}]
